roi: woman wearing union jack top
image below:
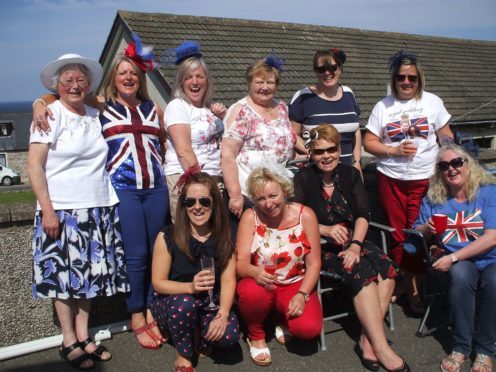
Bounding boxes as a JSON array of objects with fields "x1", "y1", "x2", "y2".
[
  {"x1": 32, "y1": 34, "x2": 170, "y2": 350},
  {"x1": 363, "y1": 50, "x2": 454, "y2": 315},
  {"x1": 413, "y1": 144, "x2": 496, "y2": 372}
]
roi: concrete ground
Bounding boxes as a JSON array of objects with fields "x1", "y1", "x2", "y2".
[{"x1": 1, "y1": 297, "x2": 482, "y2": 372}]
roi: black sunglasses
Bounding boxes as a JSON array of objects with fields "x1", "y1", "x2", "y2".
[
  {"x1": 395, "y1": 74, "x2": 418, "y2": 83},
  {"x1": 312, "y1": 146, "x2": 339, "y2": 155},
  {"x1": 437, "y1": 157, "x2": 465, "y2": 172},
  {"x1": 315, "y1": 62, "x2": 339, "y2": 74},
  {"x1": 184, "y1": 197, "x2": 212, "y2": 208}
]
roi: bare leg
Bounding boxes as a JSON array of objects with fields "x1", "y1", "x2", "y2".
[
  {"x1": 75, "y1": 299, "x2": 111, "y2": 360},
  {"x1": 359, "y1": 277, "x2": 395, "y2": 359},
  {"x1": 54, "y1": 299, "x2": 94, "y2": 369},
  {"x1": 132, "y1": 311, "x2": 159, "y2": 348},
  {"x1": 354, "y1": 283, "x2": 404, "y2": 370}
]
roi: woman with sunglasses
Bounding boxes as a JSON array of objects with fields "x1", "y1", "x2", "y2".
[
  {"x1": 294, "y1": 124, "x2": 408, "y2": 372},
  {"x1": 412, "y1": 145, "x2": 496, "y2": 372},
  {"x1": 363, "y1": 50, "x2": 454, "y2": 314},
  {"x1": 289, "y1": 48, "x2": 362, "y2": 170},
  {"x1": 151, "y1": 169, "x2": 239, "y2": 372}
]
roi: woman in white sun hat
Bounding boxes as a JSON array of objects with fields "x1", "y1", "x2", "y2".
[{"x1": 28, "y1": 53, "x2": 129, "y2": 370}]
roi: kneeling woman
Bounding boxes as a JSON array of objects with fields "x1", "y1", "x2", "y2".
[
  {"x1": 293, "y1": 124, "x2": 409, "y2": 372},
  {"x1": 236, "y1": 168, "x2": 322, "y2": 366},
  {"x1": 151, "y1": 170, "x2": 239, "y2": 371}
]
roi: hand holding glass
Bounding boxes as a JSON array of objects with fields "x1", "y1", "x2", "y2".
[
  {"x1": 200, "y1": 256, "x2": 219, "y2": 311},
  {"x1": 432, "y1": 214, "x2": 448, "y2": 235},
  {"x1": 263, "y1": 256, "x2": 277, "y2": 290}
]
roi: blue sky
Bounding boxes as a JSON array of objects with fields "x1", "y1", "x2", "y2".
[{"x1": 1, "y1": 0, "x2": 495, "y2": 102}]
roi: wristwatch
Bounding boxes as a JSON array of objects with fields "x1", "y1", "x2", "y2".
[
  {"x1": 450, "y1": 254, "x2": 458, "y2": 264},
  {"x1": 297, "y1": 290, "x2": 310, "y2": 303}
]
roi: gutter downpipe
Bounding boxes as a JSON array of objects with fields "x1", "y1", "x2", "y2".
[{"x1": 0, "y1": 320, "x2": 130, "y2": 361}]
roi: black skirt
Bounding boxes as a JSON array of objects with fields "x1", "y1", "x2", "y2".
[{"x1": 322, "y1": 241, "x2": 401, "y2": 297}]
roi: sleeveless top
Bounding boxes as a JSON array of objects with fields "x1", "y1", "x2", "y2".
[
  {"x1": 250, "y1": 205, "x2": 311, "y2": 285},
  {"x1": 100, "y1": 100, "x2": 166, "y2": 190},
  {"x1": 162, "y1": 226, "x2": 221, "y2": 292}
]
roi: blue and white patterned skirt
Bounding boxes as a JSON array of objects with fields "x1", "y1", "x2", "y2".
[{"x1": 32, "y1": 206, "x2": 130, "y2": 299}]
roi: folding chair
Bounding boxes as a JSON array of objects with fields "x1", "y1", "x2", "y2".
[
  {"x1": 318, "y1": 222, "x2": 395, "y2": 351},
  {"x1": 403, "y1": 229, "x2": 450, "y2": 337}
]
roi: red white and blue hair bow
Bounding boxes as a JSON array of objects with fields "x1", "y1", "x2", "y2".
[{"x1": 124, "y1": 33, "x2": 159, "y2": 72}]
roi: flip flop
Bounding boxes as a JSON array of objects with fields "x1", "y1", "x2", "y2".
[
  {"x1": 247, "y1": 338, "x2": 271, "y2": 366},
  {"x1": 470, "y1": 353, "x2": 493, "y2": 372}
]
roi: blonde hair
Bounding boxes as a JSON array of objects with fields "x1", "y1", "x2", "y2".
[
  {"x1": 172, "y1": 57, "x2": 214, "y2": 107},
  {"x1": 427, "y1": 144, "x2": 496, "y2": 204},
  {"x1": 245, "y1": 59, "x2": 281, "y2": 86},
  {"x1": 247, "y1": 167, "x2": 294, "y2": 201},
  {"x1": 101, "y1": 56, "x2": 150, "y2": 103},
  {"x1": 390, "y1": 58, "x2": 425, "y2": 100}
]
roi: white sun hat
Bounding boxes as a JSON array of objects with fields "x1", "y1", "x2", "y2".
[{"x1": 40, "y1": 53, "x2": 103, "y2": 93}]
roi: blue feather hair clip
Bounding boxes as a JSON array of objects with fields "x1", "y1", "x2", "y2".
[
  {"x1": 388, "y1": 50, "x2": 417, "y2": 72},
  {"x1": 265, "y1": 51, "x2": 285, "y2": 72},
  {"x1": 161, "y1": 40, "x2": 203, "y2": 66}
]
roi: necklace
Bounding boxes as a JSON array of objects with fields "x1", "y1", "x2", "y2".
[{"x1": 322, "y1": 180, "x2": 334, "y2": 188}]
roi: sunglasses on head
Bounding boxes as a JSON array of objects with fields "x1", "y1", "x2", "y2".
[
  {"x1": 184, "y1": 197, "x2": 212, "y2": 208},
  {"x1": 312, "y1": 146, "x2": 339, "y2": 155},
  {"x1": 315, "y1": 62, "x2": 339, "y2": 74},
  {"x1": 395, "y1": 74, "x2": 418, "y2": 83},
  {"x1": 437, "y1": 157, "x2": 465, "y2": 172}
]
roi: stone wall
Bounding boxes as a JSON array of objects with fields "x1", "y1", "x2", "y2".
[{"x1": 4, "y1": 151, "x2": 28, "y2": 183}]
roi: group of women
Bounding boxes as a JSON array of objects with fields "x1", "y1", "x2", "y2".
[{"x1": 29, "y1": 36, "x2": 495, "y2": 372}]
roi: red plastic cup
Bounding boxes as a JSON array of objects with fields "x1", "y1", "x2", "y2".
[{"x1": 432, "y1": 214, "x2": 448, "y2": 235}]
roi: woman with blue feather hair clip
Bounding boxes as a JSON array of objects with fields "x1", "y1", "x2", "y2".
[
  {"x1": 221, "y1": 52, "x2": 296, "y2": 228},
  {"x1": 161, "y1": 40, "x2": 227, "y2": 220},
  {"x1": 363, "y1": 50, "x2": 454, "y2": 316}
]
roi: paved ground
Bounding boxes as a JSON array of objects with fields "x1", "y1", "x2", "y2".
[{"x1": 1, "y1": 298, "x2": 479, "y2": 372}]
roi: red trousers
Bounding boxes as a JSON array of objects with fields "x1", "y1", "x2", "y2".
[
  {"x1": 236, "y1": 278, "x2": 322, "y2": 341},
  {"x1": 377, "y1": 171, "x2": 428, "y2": 274}
]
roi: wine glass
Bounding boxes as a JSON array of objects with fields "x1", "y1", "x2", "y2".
[
  {"x1": 200, "y1": 256, "x2": 219, "y2": 311},
  {"x1": 262, "y1": 256, "x2": 277, "y2": 290}
]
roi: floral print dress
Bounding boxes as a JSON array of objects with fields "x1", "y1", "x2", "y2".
[
  {"x1": 224, "y1": 97, "x2": 296, "y2": 196},
  {"x1": 321, "y1": 173, "x2": 400, "y2": 297}
]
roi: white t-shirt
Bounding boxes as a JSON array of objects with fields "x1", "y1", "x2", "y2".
[
  {"x1": 365, "y1": 91, "x2": 451, "y2": 180},
  {"x1": 29, "y1": 100, "x2": 118, "y2": 210},
  {"x1": 163, "y1": 98, "x2": 222, "y2": 176}
]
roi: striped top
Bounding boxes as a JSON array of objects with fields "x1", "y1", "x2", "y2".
[{"x1": 289, "y1": 86, "x2": 360, "y2": 164}]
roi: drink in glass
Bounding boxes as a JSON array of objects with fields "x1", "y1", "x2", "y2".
[{"x1": 200, "y1": 256, "x2": 219, "y2": 311}]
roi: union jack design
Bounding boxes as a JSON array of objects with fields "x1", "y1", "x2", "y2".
[
  {"x1": 386, "y1": 116, "x2": 429, "y2": 142},
  {"x1": 101, "y1": 101, "x2": 165, "y2": 190},
  {"x1": 441, "y1": 208, "x2": 484, "y2": 245}
]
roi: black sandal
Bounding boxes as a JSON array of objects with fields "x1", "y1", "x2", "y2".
[
  {"x1": 79, "y1": 337, "x2": 112, "y2": 362},
  {"x1": 59, "y1": 342, "x2": 95, "y2": 370}
]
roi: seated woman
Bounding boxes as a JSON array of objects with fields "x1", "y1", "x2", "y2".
[
  {"x1": 413, "y1": 144, "x2": 496, "y2": 372},
  {"x1": 150, "y1": 169, "x2": 240, "y2": 371},
  {"x1": 236, "y1": 167, "x2": 322, "y2": 367},
  {"x1": 293, "y1": 124, "x2": 409, "y2": 372}
]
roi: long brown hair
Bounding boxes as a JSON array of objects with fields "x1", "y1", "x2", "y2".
[{"x1": 172, "y1": 172, "x2": 233, "y2": 272}]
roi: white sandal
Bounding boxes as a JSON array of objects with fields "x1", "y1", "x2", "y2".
[
  {"x1": 246, "y1": 338, "x2": 271, "y2": 366},
  {"x1": 275, "y1": 325, "x2": 292, "y2": 345}
]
